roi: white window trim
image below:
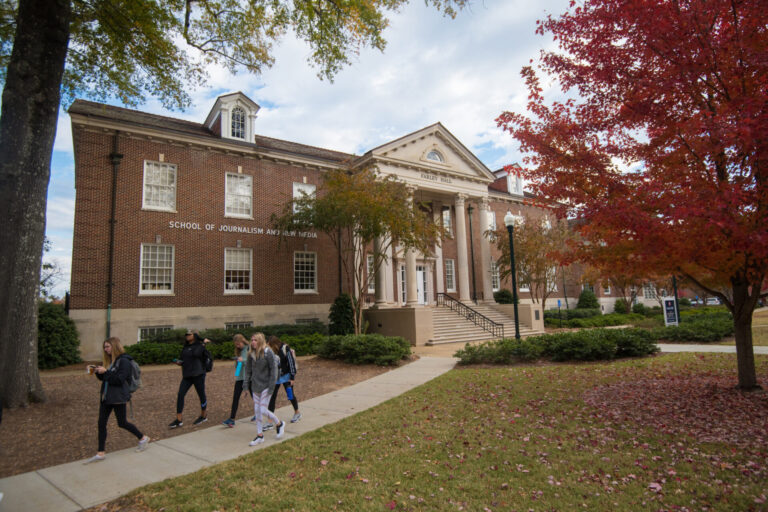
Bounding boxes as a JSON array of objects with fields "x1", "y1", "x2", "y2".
[
  {"x1": 224, "y1": 248, "x2": 253, "y2": 294},
  {"x1": 442, "y1": 208, "x2": 453, "y2": 237},
  {"x1": 603, "y1": 286, "x2": 611, "y2": 295},
  {"x1": 294, "y1": 251, "x2": 318, "y2": 294},
  {"x1": 293, "y1": 182, "x2": 316, "y2": 213},
  {"x1": 139, "y1": 243, "x2": 175, "y2": 295},
  {"x1": 491, "y1": 261, "x2": 500, "y2": 292},
  {"x1": 138, "y1": 325, "x2": 172, "y2": 342},
  {"x1": 231, "y1": 106, "x2": 246, "y2": 139},
  {"x1": 445, "y1": 259, "x2": 456, "y2": 292},
  {"x1": 367, "y1": 254, "x2": 375, "y2": 293},
  {"x1": 141, "y1": 160, "x2": 177, "y2": 212},
  {"x1": 520, "y1": 284, "x2": 531, "y2": 293},
  {"x1": 225, "y1": 172, "x2": 253, "y2": 219}
]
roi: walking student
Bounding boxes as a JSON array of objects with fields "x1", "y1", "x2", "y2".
[
  {"x1": 85, "y1": 337, "x2": 149, "y2": 463},
  {"x1": 265, "y1": 335, "x2": 301, "y2": 429},
  {"x1": 222, "y1": 333, "x2": 249, "y2": 427},
  {"x1": 169, "y1": 329, "x2": 212, "y2": 428},
  {"x1": 243, "y1": 332, "x2": 285, "y2": 445}
]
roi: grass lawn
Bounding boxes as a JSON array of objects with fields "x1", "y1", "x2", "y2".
[
  {"x1": 719, "y1": 308, "x2": 768, "y2": 346},
  {"x1": 114, "y1": 353, "x2": 768, "y2": 511}
]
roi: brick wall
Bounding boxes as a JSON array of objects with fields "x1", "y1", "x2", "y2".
[{"x1": 70, "y1": 127, "x2": 341, "y2": 311}]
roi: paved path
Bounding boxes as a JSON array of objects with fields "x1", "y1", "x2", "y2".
[{"x1": 0, "y1": 357, "x2": 456, "y2": 512}]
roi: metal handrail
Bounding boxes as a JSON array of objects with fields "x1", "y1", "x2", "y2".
[{"x1": 436, "y1": 293, "x2": 504, "y2": 339}]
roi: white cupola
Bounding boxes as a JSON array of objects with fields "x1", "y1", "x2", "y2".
[{"x1": 204, "y1": 92, "x2": 260, "y2": 142}]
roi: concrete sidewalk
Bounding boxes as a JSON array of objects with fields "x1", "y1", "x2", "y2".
[{"x1": 0, "y1": 357, "x2": 456, "y2": 512}]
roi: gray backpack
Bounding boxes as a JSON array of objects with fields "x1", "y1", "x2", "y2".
[{"x1": 125, "y1": 356, "x2": 142, "y2": 393}]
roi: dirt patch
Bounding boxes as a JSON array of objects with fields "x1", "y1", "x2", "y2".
[{"x1": 0, "y1": 356, "x2": 404, "y2": 478}]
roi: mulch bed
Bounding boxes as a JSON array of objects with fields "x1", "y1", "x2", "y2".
[{"x1": 0, "y1": 356, "x2": 402, "y2": 478}]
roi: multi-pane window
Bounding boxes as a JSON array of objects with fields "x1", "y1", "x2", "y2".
[
  {"x1": 140, "y1": 244, "x2": 174, "y2": 293},
  {"x1": 520, "y1": 282, "x2": 530, "y2": 292},
  {"x1": 643, "y1": 283, "x2": 657, "y2": 299},
  {"x1": 583, "y1": 283, "x2": 595, "y2": 293},
  {"x1": 225, "y1": 173, "x2": 252, "y2": 217},
  {"x1": 231, "y1": 107, "x2": 246, "y2": 139},
  {"x1": 442, "y1": 208, "x2": 453, "y2": 236},
  {"x1": 138, "y1": 325, "x2": 172, "y2": 342},
  {"x1": 603, "y1": 285, "x2": 611, "y2": 295},
  {"x1": 491, "y1": 261, "x2": 500, "y2": 292},
  {"x1": 367, "y1": 254, "x2": 375, "y2": 293},
  {"x1": 445, "y1": 259, "x2": 456, "y2": 292},
  {"x1": 226, "y1": 321, "x2": 253, "y2": 331},
  {"x1": 142, "y1": 161, "x2": 177, "y2": 211},
  {"x1": 225, "y1": 248, "x2": 252, "y2": 293},
  {"x1": 426, "y1": 150, "x2": 444, "y2": 162},
  {"x1": 294, "y1": 251, "x2": 317, "y2": 292},
  {"x1": 293, "y1": 182, "x2": 316, "y2": 213}
]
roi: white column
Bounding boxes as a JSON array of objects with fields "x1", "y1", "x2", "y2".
[
  {"x1": 384, "y1": 241, "x2": 395, "y2": 304},
  {"x1": 479, "y1": 197, "x2": 494, "y2": 303},
  {"x1": 405, "y1": 187, "x2": 419, "y2": 307},
  {"x1": 374, "y1": 236, "x2": 388, "y2": 306},
  {"x1": 433, "y1": 201, "x2": 445, "y2": 295},
  {"x1": 455, "y1": 194, "x2": 471, "y2": 302}
]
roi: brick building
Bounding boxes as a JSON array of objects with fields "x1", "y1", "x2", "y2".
[{"x1": 70, "y1": 91, "x2": 616, "y2": 359}]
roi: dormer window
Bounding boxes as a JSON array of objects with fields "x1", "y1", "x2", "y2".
[
  {"x1": 426, "y1": 150, "x2": 444, "y2": 163},
  {"x1": 231, "y1": 107, "x2": 246, "y2": 139}
]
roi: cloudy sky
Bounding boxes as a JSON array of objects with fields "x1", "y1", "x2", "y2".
[{"x1": 45, "y1": 0, "x2": 571, "y2": 297}]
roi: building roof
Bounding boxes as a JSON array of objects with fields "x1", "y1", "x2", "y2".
[{"x1": 68, "y1": 99, "x2": 354, "y2": 164}]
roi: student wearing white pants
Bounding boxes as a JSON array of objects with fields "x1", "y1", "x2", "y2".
[{"x1": 243, "y1": 332, "x2": 285, "y2": 445}]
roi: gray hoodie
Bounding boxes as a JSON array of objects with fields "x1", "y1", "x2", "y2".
[{"x1": 243, "y1": 347, "x2": 278, "y2": 394}]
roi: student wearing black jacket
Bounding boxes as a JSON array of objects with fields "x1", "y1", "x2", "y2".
[
  {"x1": 169, "y1": 330, "x2": 212, "y2": 428},
  {"x1": 85, "y1": 337, "x2": 149, "y2": 464}
]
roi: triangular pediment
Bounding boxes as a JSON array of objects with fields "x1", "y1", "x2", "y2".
[{"x1": 357, "y1": 123, "x2": 495, "y2": 183}]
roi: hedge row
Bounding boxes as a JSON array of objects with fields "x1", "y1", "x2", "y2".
[
  {"x1": 317, "y1": 334, "x2": 411, "y2": 366},
  {"x1": 454, "y1": 328, "x2": 659, "y2": 365},
  {"x1": 651, "y1": 311, "x2": 733, "y2": 342},
  {"x1": 125, "y1": 333, "x2": 410, "y2": 366},
  {"x1": 142, "y1": 322, "x2": 328, "y2": 344},
  {"x1": 544, "y1": 312, "x2": 644, "y2": 328}
]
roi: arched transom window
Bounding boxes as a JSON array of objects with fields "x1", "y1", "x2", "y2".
[
  {"x1": 231, "y1": 107, "x2": 246, "y2": 139},
  {"x1": 426, "y1": 150, "x2": 444, "y2": 163}
]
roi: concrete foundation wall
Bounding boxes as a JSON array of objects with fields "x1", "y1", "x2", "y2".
[
  {"x1": 71, "y1": 304, "x2": 331, "y2": 360},
  {"x1": 490, "y1": 302, "x2": 545, "y2": 333},
  {"x1": 364, "y1": 307, "x2": 434, "y2": 346}
]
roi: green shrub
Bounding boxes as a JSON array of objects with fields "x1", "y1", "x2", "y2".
[
  {"x1": 455, "y1": 328, "x2": 658, "y2": 365},
  {"x1": 124, "y1": 342, "x2": 181, "y2": 365},
  {"x1": 142, "y1": 322, "x2": 328, "y2": 344},
  {"x1": 678, "y1": 297, "x2": 691, "y2": 307},
  {"x1": 38, "y1": 301, "x2": 82, "y2": 369},
  {"x1": 632, "y1": 302, "x2": 647, "y2": 315},
  {"x1": 567, "y1": 313, "x2": 643, "y2": 328},
  {"x1": 651, "y1": 310, "x2": 733, "y2": 342},
  {"x1": 317, "y1": 334, "x2": 410, "y2": 365},
  {"x1": 576, "y1": 289, "x2": 599, "y2": 309},
  {"x1": 329, "y1": 294, "x2": 355, "y2": 335},
  {"x1": 283, "y1": 333, "x2": 325, "y2": 356},
  {"x1": 613, "y1": 298, "x2": 630, "y2": 314},
  {"x1": 494, "y1": 289, "x2": 515, "y2": 304},
  {"x1": 455, "y1": 338, "x2": 544, "y2": 364},
  {"x1": 566, "y1": 308, "x2": 601, "y2": 319}
]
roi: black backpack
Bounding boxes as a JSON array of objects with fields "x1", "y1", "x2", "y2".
[{"x1": 204, "y1": 348, "x2": 213, "y2": 372}]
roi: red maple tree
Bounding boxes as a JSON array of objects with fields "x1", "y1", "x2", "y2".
[{"x1": 498, "y1": 0, "x2": 767, "y2": 389}]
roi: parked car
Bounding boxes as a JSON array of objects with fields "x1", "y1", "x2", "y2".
[{"x1": 705, "y1": 297, "x2": 720, "y2": 305}]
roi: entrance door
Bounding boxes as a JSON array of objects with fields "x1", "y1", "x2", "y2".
[{"x1": 416, "y1": 265, "x2": 427, "y2": 305}]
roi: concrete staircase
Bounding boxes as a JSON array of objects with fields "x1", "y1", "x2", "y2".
[{"x1": 428, "y1": 303, "x2": 540, "y2": 346}]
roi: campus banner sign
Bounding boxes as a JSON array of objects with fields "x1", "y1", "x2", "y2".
[{"x1": 663, "y1": 297, "x2": 678, "y2": 326}]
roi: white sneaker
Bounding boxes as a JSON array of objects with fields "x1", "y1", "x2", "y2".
[
  {"x1": 291, "y1": 412, "x2": 302, "y2": 423},
  {"x1": 84, "y1": 454, "x2": 105, "y2": 464},
  {"x1": 137, "y1": 436, "x2": 150, "y2": 452},
  {"x1": 249, "y1": 435, "x2": 265, "y2": 446},
  {"x1": 276, "y1": 421, "x2": 285, "y2": 439}
]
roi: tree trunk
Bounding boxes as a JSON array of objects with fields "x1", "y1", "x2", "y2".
[
  {"x1": 730, "y1": 279, "x2": 759, "y2": 390},
  {"x1": 0, "y1": 0, "x2": 71, "y2": 408}
]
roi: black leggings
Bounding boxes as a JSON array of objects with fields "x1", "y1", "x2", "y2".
[
  {"x1": 229, "y1": 380, "x2": 246, "y2": 419},
  {"x1": 268, "y1": 382, "x2": 299, "y2": 412},
  {"x1": 176, "y1": 374, "x2": 207, "y2": 414},
  {"x1": 98, "y1": 402, "x2": 143, "y2": 452}
]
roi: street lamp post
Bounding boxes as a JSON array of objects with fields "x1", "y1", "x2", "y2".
[
  {"x1": 467, "y1": 204, "x2": 478, "y2": 304},
  {"x1": 504, "y1": 211, "x2": 521, "y2": 339}
]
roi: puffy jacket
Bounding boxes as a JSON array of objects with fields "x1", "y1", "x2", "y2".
[
  {"x1": 180, "y1": 335, "x2": 208, "y2": 378},
  {"x1": 243, "y1": 347, "x2": 278, "y2": 394},
  {"x1": 96, "y1": 354, "x2": 133, "y2": 404}
]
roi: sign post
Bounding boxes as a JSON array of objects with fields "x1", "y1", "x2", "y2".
[
  {"x1": 663, "y1": 297, "x2": 679, "y2": 326},
  {"x1": 557, "y1": 299, "x2": 562, "y2": 328}
]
